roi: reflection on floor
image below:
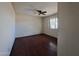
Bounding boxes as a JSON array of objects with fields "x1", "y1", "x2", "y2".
[{"x1": 10, "y1": 34, "x2": 57, "y2": 56}]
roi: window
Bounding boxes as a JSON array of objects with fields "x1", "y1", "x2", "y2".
[{"x1": 50, "y1": 16, "x2": 58, "y2": 29}]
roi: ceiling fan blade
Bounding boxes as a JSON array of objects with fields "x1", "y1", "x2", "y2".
[
  {"x1": 42, "y1": 13, "x2": 46, "y2": 15},
  {"x1": 25, "y1": 8, "x2": 47, "y2": 15},
  {"x1": 42, "y1": 11, "x2": 47, "y2": 13}
]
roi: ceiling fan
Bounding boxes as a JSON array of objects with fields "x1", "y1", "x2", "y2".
[{"x1": 36, "y1": 10, "x2": 47, "y2": 15}]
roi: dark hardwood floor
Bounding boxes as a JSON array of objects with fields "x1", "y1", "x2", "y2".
[{"x1": 10, "y1": 34, "x2": 57, "y2": 56}]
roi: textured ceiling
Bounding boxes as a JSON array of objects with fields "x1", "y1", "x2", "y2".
[{"x1": 13, "y1": 2, "x2": 57, "y2": 17}]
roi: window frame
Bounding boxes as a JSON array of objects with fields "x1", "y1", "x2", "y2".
[{"x1": 49, "y1": 15, "x2": 58, "y2": 29}]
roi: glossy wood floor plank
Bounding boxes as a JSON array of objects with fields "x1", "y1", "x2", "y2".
[{"x1": 10, "y1": 34, "x2": 57, "y2": 56}]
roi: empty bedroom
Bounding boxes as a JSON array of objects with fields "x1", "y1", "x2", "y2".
[{"x1": 11, "y1": 2, "x2": 58, "y2": 56}]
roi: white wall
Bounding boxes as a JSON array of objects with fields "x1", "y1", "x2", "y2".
[
  {"x1": 42, "y1": 14, "x2": 58, "y2": 37},
  {"x1": 15, "y1": 14, "x2": 42, "y2": 37},
  {"x1": 0, "y1": 3, "x2": 15, "y2": 56},
  {"x1": 58, "y1": 2, "x2": 79, "y2": 56}
]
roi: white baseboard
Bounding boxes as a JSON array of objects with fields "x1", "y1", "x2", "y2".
[{"x1": 16, "y1": 33, "x2": 42, "y2": 38}]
